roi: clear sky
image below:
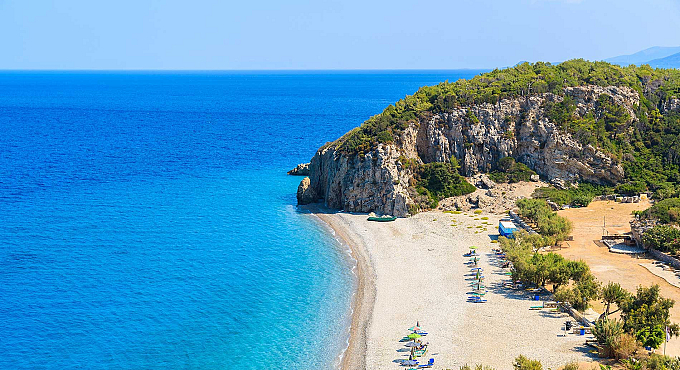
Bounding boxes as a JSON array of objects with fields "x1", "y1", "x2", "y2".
[{"x1": 1, "y1": 0, "x2": 679, "y2": 70}]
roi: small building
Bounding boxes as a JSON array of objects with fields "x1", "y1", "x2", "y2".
[{"x1": 499, "y1": 220, "x2": 518, "y2": 238}]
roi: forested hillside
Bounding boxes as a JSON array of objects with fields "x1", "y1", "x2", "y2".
[{"x1": 335, "y1": 60, "x2": 680, "y2": 197}]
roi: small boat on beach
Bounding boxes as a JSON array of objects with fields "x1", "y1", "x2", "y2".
[{"x1": 367, "y1": 215, "x2": 397, "y2": 222}]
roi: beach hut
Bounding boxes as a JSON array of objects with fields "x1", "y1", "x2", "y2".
[{"x1": 498, "y1": 220, "x2": 518, "y2": 238}]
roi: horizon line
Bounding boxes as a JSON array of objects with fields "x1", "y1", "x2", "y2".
[{"x1": 0, "y1": 68, "x2": 495, "y2": 72}]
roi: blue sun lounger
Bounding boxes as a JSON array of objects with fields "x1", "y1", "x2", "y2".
[{"x1": 418, "y1": 358, "x2": 435, "y2": 368}]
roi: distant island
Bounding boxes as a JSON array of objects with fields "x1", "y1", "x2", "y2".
[
  {"x1": 296, "y1": 60, "x2": 680, "y2": 217},
  {"x1": 606, "y1": 46, "x2": 680, "y2": 68}
]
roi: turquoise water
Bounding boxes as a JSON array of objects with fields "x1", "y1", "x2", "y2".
[{"x1": 0, "y1": 70, "x2": 482, "y2": 369}]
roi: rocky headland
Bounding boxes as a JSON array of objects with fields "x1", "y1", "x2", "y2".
[{"x1": 296, "y1": 85, "x2": 637, "y2": 217}]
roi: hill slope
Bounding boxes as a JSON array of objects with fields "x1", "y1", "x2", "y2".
[
  {"x1": 606, "y1": 46, "x2": 680, "y2": 66},
  {"x1": 648, "y1": 52, "x2": 680, "y2": 69},
  {"x1": 297, "y1": 60, "x2": 680, "y2": 216}
]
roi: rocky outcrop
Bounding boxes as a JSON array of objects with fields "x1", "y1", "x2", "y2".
[
  {"x1": 287, "y1": 163, "x2": 310, "y2": 176},
  {"x1": 302, "y1": 144, "x2": 413, "y2": 216},
  {"x1": 471, "y1": 173, "x2": 496, "y2": 190},
  {"x1": 297, "y1": 177, "x2": 317, "y2": 204},
  {"x1": 297, "y1": 85, "x2": 639, "y2": 217}
]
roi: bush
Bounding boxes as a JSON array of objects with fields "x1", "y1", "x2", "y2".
[
  {"x1": 611, "y1": 333, "x2": 640, "y2": 360},
  {"x1": 635, "y1": 325, "x2": 665, "y2": 349},
  {"x1": 516, "y1": 199, "x2": 573, "y2": 240},
  {"x1": 642, "y1": 225, "x2": 680, "y2": 254},
  {"x1": 459, "y1": 365, "x2": 496, "y2": 370},
  {"x1": 560, "y1": 363, "x2": 579, "y2": 370},
  {"x1": 652, "y1": 182, "x2": 678, "y2": 200},
  {"x1": 553, "y1": 272, "x2": 600, "y2": 311},
  {"x1": 642, "y1": 354, "x2": 680, "y2": 370},
  {"x1": 411, "y1": 161, "x2": 476, "y2": 211},
  {"x1": 533, "y1": 183, "x2": 613, "y2": 207},
  {"x1": 643, "y1": 198, "x2": 680, "y2": 224},
  {"x1": 592, "y1": 318, "x2": 624, "y2": 358},
  {"x1": 621, "y1": 285, "x2": 680, "y2": 350},
  {"x1": 616, "y1": 181, "x2": 647, "y2": 196},
  {"x1": 513, "y1": 355, "x2": 543, "y2": 370},
  {"x1": 489, "y1": 157, "x2": 537, "y2": 183}
]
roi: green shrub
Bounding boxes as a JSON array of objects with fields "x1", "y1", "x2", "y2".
[
  {"x1": 513, "y1": 355, "x2": 543, "y2": 370},
  {"x1": 621, "y1": 285, "x2": 680, "y2": 350},
  {"x1": 466, "y1": 109, "x2": 480, "y2": 124},
  {"x1": 642, "y1": 354, "x2": 680, "y2": 370},
  {"x1": 643, "y1": 198, "x2": 680, "y2": 224},
  {"x1": 561, "y1": 363, "x2": 579, "y2": 370},
  {"x1": 592, "y1": 318, "x2": 624, "y2": 358},
  {"x1": 652, "y1": 182, "x2": 678, "y2": 200},
  {"x1": 642, "y1": 225, "x2": 680, "y2": 253},
  {"x1": 616, "y1": 181, "x2": 647, "y2": 196},
  {"x1": 489, "y1": 157, "x2": 537, "y2": 183},
  {"x1": 533, "y1": 183, "x2": 613, "y2": 207},
  {"x1": 414, "y1": 161, "x2": 476, "y2": 209},
  {"x1": 460, "y1": 365, "x2": 496, "y2": 370},
  {"x1": 516, "y1": 199, "x2": 573, "y2": 240}
]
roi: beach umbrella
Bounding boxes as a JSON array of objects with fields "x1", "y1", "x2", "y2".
[
  {"x1": 404, "y1": 341, "x2": 418, "y2": 347},
  {"x1": 408, "y1": 326, "x2": 420, "y2": 331},
  {"x1": 407, "y1": 333, "x2": 422, "y2": 339},
  {"x1": 470, "y1": 246, "x2": 477, "y2": 249},
  {"x1": 404, "y1": 360, "x2": 418, "y2": 366}
]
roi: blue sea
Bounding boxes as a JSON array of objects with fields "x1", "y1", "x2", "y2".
[{"x1": 0, "y1": 70, "x2": 482, "y2": 369}]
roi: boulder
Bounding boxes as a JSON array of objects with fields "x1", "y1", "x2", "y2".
[
  {"x1": 473, "y1": 174, "x2": 496, "y2": 189},
  {"x1": 296, "y1": 177, "x2": 318, "y2": 204}
]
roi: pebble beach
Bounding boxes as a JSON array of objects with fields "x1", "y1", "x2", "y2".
[{"x1": 312, "y1": 206, "x2": 598, "y2": 369}]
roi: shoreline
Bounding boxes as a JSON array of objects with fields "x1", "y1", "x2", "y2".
[
  {"x1": 304, "y1": 204, "x2": 375, "y2": 370},
  {"x1": 305, "y1": 204, "x2": 598, "y2": 369}
]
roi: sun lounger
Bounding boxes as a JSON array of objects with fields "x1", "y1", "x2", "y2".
[{"x1": 418, "y1": 358, "x2": 435, "y2": 368}]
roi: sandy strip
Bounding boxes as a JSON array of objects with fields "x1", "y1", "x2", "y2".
[{"x1": 309, "y1": 205, "x2": 599, "y2": 369}]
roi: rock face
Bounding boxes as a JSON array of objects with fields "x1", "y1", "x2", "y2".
[
  {"x1": 302, "y1": 144, "x2": 413, "y2": 215},
  {"x1": 287, "y1": 163, "x2": 310, "y2": 176},
  {"x1": 297, "y1": 177, "x2": 317, "y2": 204},
  {"x1": 297, "y1": 85, "x2": 639, "y2": 217}
]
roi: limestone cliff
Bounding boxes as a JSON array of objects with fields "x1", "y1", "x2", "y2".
[{"x1": 298, "y1": 85, "x2": 639, "y2": 217}]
